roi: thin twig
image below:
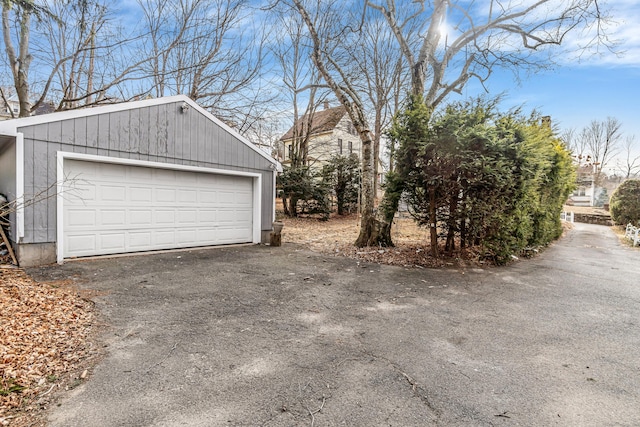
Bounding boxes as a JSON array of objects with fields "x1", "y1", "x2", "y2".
[
  {"x1": 306, "y1": 395, "x2": 326, "y2": 427},
  {"x1": 39, "y1": 383, "x2": 57, "y2": 397},
  {"x1": 145, "y1": 342, "x2": 178, "y2": 373}
]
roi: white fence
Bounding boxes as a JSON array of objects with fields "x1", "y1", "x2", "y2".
[
  {"x1": 625, "y1": 224, "x2": 640, "y2": 246},
  {"x1": 561, "y1": 211, "x2": 574, "y2": 223}
]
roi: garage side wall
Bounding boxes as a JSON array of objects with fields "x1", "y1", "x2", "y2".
[
  {"x1": 17, "y1": 101, "x2": 275, "y2": 254},
  {"x1": 0, "y1": 140, "x2": 17, "y2": 241}
]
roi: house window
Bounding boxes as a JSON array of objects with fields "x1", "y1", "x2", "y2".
[
  {"x1": 338, "y1": 138, "x2": 343, "y2": 155},
  {"x1": 12, "y1": 107, "x2": 18, "y2": 113},
  {"x1": 348, "y1": 141, "x2": 353, "y2": 154},
  {"x1": 288, "y1": 144, "x2": 293, "y2": 160},
  {"x1": 573, "y1": 187, "x2": 586, "y2": 197}
]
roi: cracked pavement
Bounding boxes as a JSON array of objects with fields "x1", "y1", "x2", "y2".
[{"x1": 29, "y1": 222, "x2": 640, "y2": 426}]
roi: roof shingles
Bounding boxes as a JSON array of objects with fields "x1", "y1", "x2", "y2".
[{"x1": 280, "y1": 106, "x2": 346, "y2": 141}]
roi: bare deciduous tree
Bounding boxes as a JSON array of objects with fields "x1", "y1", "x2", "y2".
[
  {"x1": 286, "y1": 0, "x2": 612, "y2": 247},
  {"x1": 137, "y1": 0, "x2": 267, "y2": 131},
  {"x1": 363, "y1": 0, "x2": 615, "y2": 246},
  {"x1": 270, "y1": 11, "x2": 327, "y2": 169},
  {"x1": 350, "y1": 12, "x2": 409, "y2": 197},
  {"x1": 616, "y1": 135, "x2": 640, "y2": 179},
  {"x1": 580, "y1": 117, "x2": 622, "y2": 185},
  {"x1": 2, "y1": 0, "x2": 156, "y2": 115},
  {"x1": 562, "y1": 128, "x2": 589, "y2": 165},
  {"x1": 289, "y1": 0, "x2": 380, "y2": 246}
]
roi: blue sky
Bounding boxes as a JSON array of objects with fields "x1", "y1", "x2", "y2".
[
  {"x1": 110, "y1": 0, "x2": 639, "y2": 160},
  {"x1": 459, "y1": 1, "x2": 640, "y2": 149}
]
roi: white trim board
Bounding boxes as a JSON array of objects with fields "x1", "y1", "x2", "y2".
[
  {"x1": 16, "y1": 133, "x2": 24, "y2": 240},
  {"x1": 0, "y1": 95, "x2": 281, "y2": 171},
  {"x1": 56, "y1": 151, "x2": 262, "y2": 264}
]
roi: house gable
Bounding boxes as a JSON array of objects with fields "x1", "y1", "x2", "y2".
[
  {"x1": 280, "y1": 105, "x2": 361, "y2": 167},
  {"x1": 0, "y1": 96, "x2": 280, "y2": 266}
]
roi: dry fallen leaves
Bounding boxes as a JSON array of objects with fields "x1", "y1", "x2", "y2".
[
  {"x1": 280, "y1": 213, "x2": 483, "y2": 268},
  {"x1": 0, "y1": 268, "x2": 95, "y2": 426}
]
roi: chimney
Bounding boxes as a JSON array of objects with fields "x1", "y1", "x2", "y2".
[{"x1": 323, "y1": 100, "x2": 329, "y2": 110}]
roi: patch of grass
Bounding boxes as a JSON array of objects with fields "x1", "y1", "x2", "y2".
[{"x1": 0, "y1": 379, "x2": 26, "y2": 396}]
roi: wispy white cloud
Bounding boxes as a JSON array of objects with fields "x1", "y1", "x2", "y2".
[{"x1": 562, "y1": 1, "x2": 640, "y2": 67}]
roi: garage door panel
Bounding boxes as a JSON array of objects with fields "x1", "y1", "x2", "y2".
[
  {"x1": 218, "y1": 209, "x2": 251, "y2": 223},
  {"x1": 177, "y1": 210, "x2": 197, "y2": 225},
  {"x1": 198, "y1": 209, "x2": 217, "y2": 224},
  {"x1": 198, "y1": 228, "x2": 216, "y2": 241},
  {"x1": 217, "y1": 227, "x2": 252, "y2": 242},
  {"x1": 156, "y1": 210, "x2": 175, "y2": 224},
  {"x1": 130, "y1": 209, "x2": 153, "y2": 225},
  {"x1": 100, "y1": 233, "x2": 126, "y2": 251},
  {"x1": 176, "y1": 229, "x2": 198, "y2": 244},
  {"x1": 100, "y1": 210, "x2": 126, "y2": 226},
  {"x1": 199, "y1": 190, "x2": 217, "y2": 203},
  {"x1": 67, "y1": 234, "x2": 96, "y2": 253},
  {"x1": 67, "y1": 209, "x2": 96, "y2": 227},
  {"x1": 129, "y1": 231, "x2": 152, "y2": 248},
  {"x1": 63, "y1": 160, "x2": 254, "y2": 258},
  {"x1": 129, "y1": 167, "x2": 153, "y2": 180},
  {"x1": 156, "y1": 188, "x2": 177, "y2": 203},
  {"x1": 101, "y1": 185, "x2": 126, "y2": 202},
  {"x1": 154, "y1": 169, "x2": 177, "y2": 183},
  {"x1": 100, "y1": 163, "x2": 127, "y2": 178},
  {"x1": 155, "y1": 230, "x2": 176, "y2": 245},
  {"x1": 69, "y1": 182, "x2": 96, "y2": 202},
  {"x1": 178, "y1": 190, "x2": 197, "y2": 203},
  {"x1": 130, "y1": 187, "x2": 153, "y2": 202}
]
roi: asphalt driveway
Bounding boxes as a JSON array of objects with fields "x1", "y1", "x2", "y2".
[{"x1": 29, "y1": 223, "x2": 640, "y2": 426}]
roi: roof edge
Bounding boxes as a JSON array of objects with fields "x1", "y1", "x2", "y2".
[{"x1": 0, "y1": 95, "x2": 280, "y2": 169}]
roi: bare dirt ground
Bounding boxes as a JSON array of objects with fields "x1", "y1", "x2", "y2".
[{"x1": 281, "y1": 213, "x2": 484, "y2": 268}]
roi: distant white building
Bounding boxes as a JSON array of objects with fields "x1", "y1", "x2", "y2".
[
  {"x1": 279, "y1": 103, "x2": 361, "y2": 169},
  {"x1": 0, "y1": 95, "x2": 20, "y2": 119}
]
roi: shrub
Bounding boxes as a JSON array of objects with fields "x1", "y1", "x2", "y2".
[
  {"x1": 610, "y1": 180, "x2": 640, "y2": 225},
  {"x1": 277, "y1": 166, "x2": 331, "y2": 220},
  {"x1": 322, "y1": 154, "x2": 361, "y2": 215},
  {"x1": 392, "y1": 96, "x2": 575, "y2": 263}
]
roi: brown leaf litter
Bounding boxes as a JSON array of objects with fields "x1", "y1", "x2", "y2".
[
  {"x1": 0, "y1": 268, "x2": 97, "y2": 426},
  {"x1": 280, "y1": 214, "x2": 484, "y2": 268}
]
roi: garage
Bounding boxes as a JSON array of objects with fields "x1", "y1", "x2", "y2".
[
  {"x1": 0, "y1": 95, "x2": 280, "y2": 266},
  {"x1": 62, "y1": 159, "x2": 256, "y2": 258}
]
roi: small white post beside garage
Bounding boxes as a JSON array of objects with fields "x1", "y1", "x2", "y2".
[{"x1": 0, "y1": 95, "x2": 281, "y2": 267}]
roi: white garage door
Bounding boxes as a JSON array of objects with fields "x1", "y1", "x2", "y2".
[{"x1": 62, "y1": 160, "x2": 254, "y2": 258}]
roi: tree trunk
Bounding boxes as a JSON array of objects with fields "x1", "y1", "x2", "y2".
[
  {"x1": 2, "y1": 4, "x2": 33, "y2": 117},
  {"x1": 429, "y1": 187, "x2": 438, "y2": 257},
  {"x1": 355, "y1": 130, "x2": 377, "y2": 246},
  {"x1": 355, "y1": 172, "x2": 403, "y2": 247},
  {"x1": 445, "y1": 191, "x2": 458, "y2": 252}
]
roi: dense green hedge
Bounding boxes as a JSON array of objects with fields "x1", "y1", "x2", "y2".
[
  {"x1": 610, "y1": 180, "x2": 640, "y2": 226},
  {"x1": 390, "y1": 96, "x2": 576, "y2": 263}
]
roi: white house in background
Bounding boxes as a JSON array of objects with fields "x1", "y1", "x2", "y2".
[
  {"x1": 279, "y1": 103, "x2": 361, "y2": 168},
  {"x1": 566, "y1": 164, "x2": 616, "y2": 207},
  {"x1": 0, "y1": 95, "x2": 21, "y2": 119},
  {"x1": 567, "y1": 165, "x2": 595, "y2": 206}
]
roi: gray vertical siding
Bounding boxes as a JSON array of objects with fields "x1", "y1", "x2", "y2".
[
  {"x1": 17, "y1": 100, "x2": 276, "y2": 244},
  {"x1": 0, "y1": 139, "x2": 17, "y2": 241}
]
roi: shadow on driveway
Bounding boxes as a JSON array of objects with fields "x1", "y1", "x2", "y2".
[{"x1": 29, "y1": 223, "x2": 640, "y2": 426}]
